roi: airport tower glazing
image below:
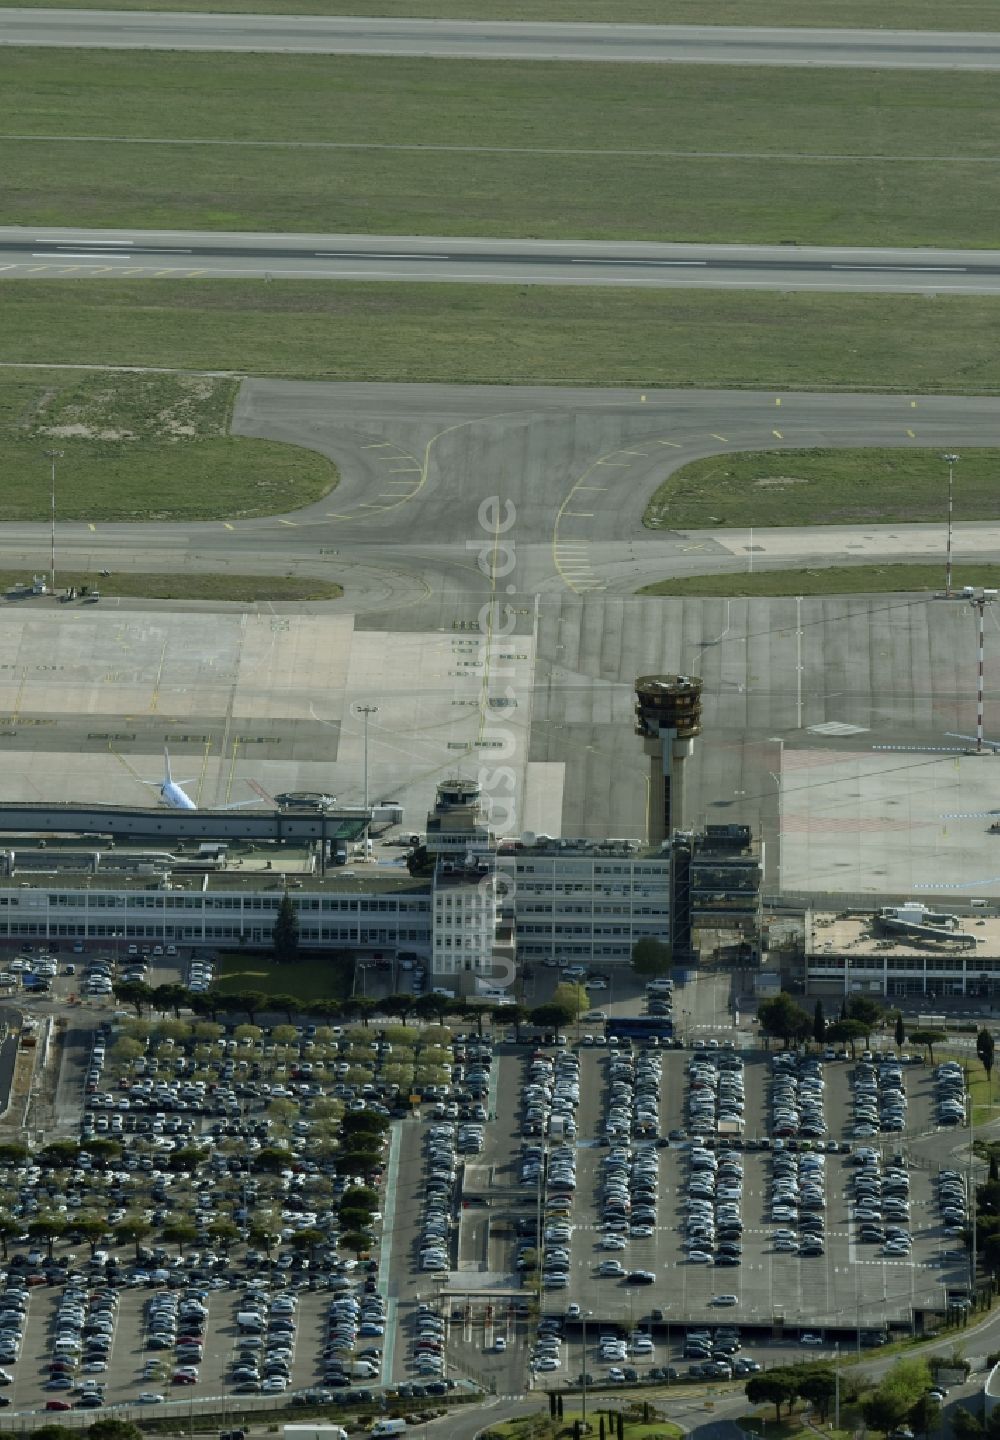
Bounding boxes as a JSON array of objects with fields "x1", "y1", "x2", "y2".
[{"x1": 634, "y1": 674, "x2": 703, "y2": 845}]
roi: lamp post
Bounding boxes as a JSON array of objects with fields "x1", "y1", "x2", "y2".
[
  {"x1": 581, "y1": 1310, "x2": 592, "y2": 1425},
  {"x1": 943, "y1": 453, "x2": 960, "y2": 597},
  {"x1": 356, "y1": 703, "x2": 379, "y2": 823},
  {"x1": 43, "y1": 448, "x2": 63, "y2": 594}
]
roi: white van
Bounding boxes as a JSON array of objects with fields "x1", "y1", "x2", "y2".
[{"x1": 371, "y1": 1423, "x2": 408, "y2": 1438}]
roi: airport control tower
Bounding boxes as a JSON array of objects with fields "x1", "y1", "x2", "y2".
[{"x1": 634, "y1": 674, "x2": 703, "y2": 845}]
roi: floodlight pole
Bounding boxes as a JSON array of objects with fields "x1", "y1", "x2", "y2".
[
  {"x1": 969, "y1": 589, "x2": 995, "y2": 754},
  {"x1": 358, "y1": 704, "x2": 379, "y2": 819},
  {"x1": 943, "y1": 453, "x2": 960, "y2": 597},
  {"x1": 44, "y1": 448, "x2": 63, "y2": 594}
]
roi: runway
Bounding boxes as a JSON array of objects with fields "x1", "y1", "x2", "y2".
[
  {"x1": 0, "y1": 11, "x2": 998, "y2": 68},
  {"x1": 6, "y1": 228, "x2": 1000, "y2": 295}
]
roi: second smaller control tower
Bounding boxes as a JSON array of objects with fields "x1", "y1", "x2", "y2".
[{"x1": 635, "y1": 674, "x2": 703, "y2": 844}]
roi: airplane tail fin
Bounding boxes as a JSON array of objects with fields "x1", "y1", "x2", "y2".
[{"x1": 164, "y1": 747, "x2": 173, "y2": 785}]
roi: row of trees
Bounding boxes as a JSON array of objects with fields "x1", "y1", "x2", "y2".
[
  {"x1": 112, "y1": 977, "x2": 589, "y2": 1034},
  {"x1": 757, "y1": 990, "x2": 996, "y2": 1078},
  {"x1": 747, "y1": 1357, "x2": 951, "y2": 1439}
]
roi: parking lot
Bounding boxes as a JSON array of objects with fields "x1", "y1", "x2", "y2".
[{"x1": 0, "y1": 940, "x2": 984, "y2": 1414}]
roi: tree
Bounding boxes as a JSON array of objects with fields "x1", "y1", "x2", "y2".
[
  {"x1": 953, "y1": 1409, "x2": 984, "y2": 1440},
  {"x1": 530, "y1": 1002, "x2": 575, "y2": 1030},
  {"x1": 863, "y1": 1393, "x2": 912, "y2": 1438},
  {"x1": 910, "y1": 1029, "x2": 947, "y2": 1065},
  {"x1": 74, "y1": 1214, "x2": 108, "y2": 1256},
  {"x1": 813, "y1": 1000, "x2": 826, "y2": 1045},
  {"x1": 0, "y1": 1212, "x2": 18, "y2": 1259},
  {"x1": 895, "y1": 1012, "x2": 906, "y2": 1052},
  {"x1": 827, "y1": 1018, "x2": 868, "y2": 1058},
  {"x1": 290, "y1": 1227, "x2": 326, "y2": 1257},
  {"x1": 273, "y1": 892, "x2": 300, "y2": 964},
  {"x1": 270, "y1": 994, "x2": 302, "y2": 1024},
  {"x1": 113, "y1": 979, "x2": 153, "y2": 1017},
  {"x1": 412, "y1": 992, "x2": 451, "y2": 1025},
  {"x1": 207, "y1": 1220, "x2": 240, "y2": 1251},
  {"x1": 631, "y1": 937, "x2": 672, "y2": 977},
  {"x1": 978, "y1": 1028, "x2": 996, "y2": 1088},
  {"x1": 341, "y1": 1230, "x2": 372, "y2": 1259},
  {"x1": 909, "y1": 1393, "x2": 941, "y2": 1439},
  {"x1": 340, "y1": 1186, "x2": 379, "y2": 1214},
  {"x1": 847, "y1": 995, "x2": 883, "y2": 1043},
  {"x1": 248, "y1": 1223, "x2": 282, "y2": 1255},
  {"x1": 229, "y1": 989, "x2": 268, "y2": 1024},
  {"x1": 161, "y1": 1221, "x2": 197, "y2": 1255},
  {"x1": 495, "y1": 1002, "x2": 528, "y2": 1039},
  {"x1": 85, "y1": 1422, "x2": 143, "y2": 1440},
  {"x1": 746, "y1": 1373, "x2": 798, "y2": 1422},
  {"x1": 552, "y1": 982, "x2": 589, "y2": 1020},
  {"x1": 382, "y1": 993, "x2": 417, "y2": 1026},
  {"x1": 991, "y1": 1151, "x2": 1000, "y2": 1185},
  {"x1": 114, "y1": 1215, "x2": 151, "y2": 1260},
  {"x1": 28, "y1": 1215, "x2": 67, "y2": 1259},
  {"x1": 152, "y1": 983, "x2": 188, "y2": 1018},
  {"x1": 758, "y1": 992, "x2": 812, "y2": 1049},
  {"x1": 798, "y1": 1368, "x2": 837, "y2": 1423}
]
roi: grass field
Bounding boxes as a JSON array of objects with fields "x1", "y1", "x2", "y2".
[
  {"x1": 637, "y1": 564, "x2": 1000, "y2": 599},
  {"x1": 643, "y1": 448, "x2": 1000, "y2": 530},
  {"x1": 0, "y1": 0, "x2": 993, "y2": 23},
  {"x1": 2, "y1": 572, "x2": 342, "y2": 602},
  {"x1": 3, "y1": 52, "x2": 1000, "y2": 244},
  {"x1": 215, "y1": 954, "x2": 353, "y2": 1003},
  {"x1": 0, "y1": 369, "x2": 337, "y2": 522},
  {"x1": 5, "y1": 284, "x2": 1000, "y2": 394}
]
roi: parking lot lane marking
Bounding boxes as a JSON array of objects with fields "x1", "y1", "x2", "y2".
[
  {"x1": 658, "y1": 440, "x2": 683, "y2": 447},
  {"x1": 906, "y1": 428, "x2": 916, "y2": 438},
  {"x1": 564, "y1": 512, "x2": 595, "y2": 518},
  {"x1": 223, "y1": 521, "x2": 234, "y2": 530},
  {"x1": 88, "y1": 522, "x2": 96, "y2": 531},
  {"x1": 711, "y1": 434, "x2": 729, "y2": 443},
  {"x1": 772, "y1": 429, "x2": 783, "y2": 439},
  {"x1": 362, "y1": 442, "x2": 393, "y2": 449},
  {"x1": 277, "y1": 518, "x2": 297, "y2": 526}
]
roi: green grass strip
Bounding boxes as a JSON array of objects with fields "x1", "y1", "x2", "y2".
[
  {"x1": 4, "y1": 284, "x2": 1000, "y2": 394},
  {"x1": 638, "y1": 564, "x2": 1000, "y2": 598},
  {"x1": 643, "y1": 448, "x2": 1000, "y2": 530},
  {"x1": 4, "y1": 52, "x2": 1000, "y2": 244},
  {"x1": 4, "y1": 572, "x2": 343, "y2": 602}
]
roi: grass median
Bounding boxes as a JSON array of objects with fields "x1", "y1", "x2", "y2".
[
  {"x1": 3, "y1": 52, "x2": 1000, "y2": 245},
  {"x1": 6, "y1": 283, "x2": 1000, "y2": 394},
  {"x1": 0, "y1": 0, "x2": 994, "y2": 23},
  {"x1": 0, "y1": 368, "x2": 337, "y2": 521},
  {"x1": 643, "y1": 449, "x2": 1000, "y2": 530},
  {"x1": 3, "y1": 572, "x2": 343, "y2": 602},
  {"x1": 638, "y1": 564, "x2": 1000, "y2": 599}
]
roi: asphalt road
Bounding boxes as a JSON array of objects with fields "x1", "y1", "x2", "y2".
[
  {"x1": 5, "y1": 228, "x2": 1000, "y2": 295},
  {"x1": 0, "y1": 12, "x2": 998, "y2": 67}
]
